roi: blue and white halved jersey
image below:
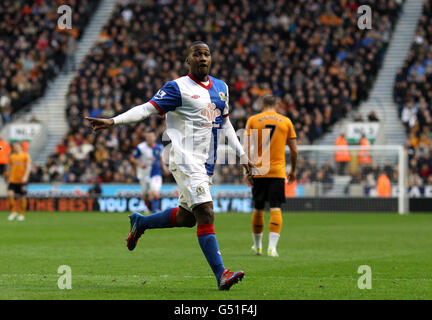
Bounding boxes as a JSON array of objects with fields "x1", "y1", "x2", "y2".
[
  {"x1": 149, "y1": 74, "x2": 229, "y2": 176},
  {"x1": 133, "y1": 142, "x2": 163, "y2": 180}
]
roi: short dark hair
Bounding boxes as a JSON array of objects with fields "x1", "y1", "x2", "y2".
[
  {"x1": 188, "y1": 41, "x2": 209, "y2": 53},
  {"x1": 190, "y1": 40, "x2": 208, "y2": 47},
  {"x1": 262, "y1": 95, "x2": 276, "y2": 108}
]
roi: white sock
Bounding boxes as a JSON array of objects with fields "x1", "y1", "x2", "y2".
[
  {"x1": 268, "y1": 232, "x2": 280, "y2": 251},
  {"x1": 252, "y1": 233, "x2": 263, "y2": 249}
]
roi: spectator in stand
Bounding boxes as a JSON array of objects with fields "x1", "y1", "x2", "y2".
[
  {"x1": 401, "y1": 101, "x2": 418, "y2": 133},
  {"x1": 29, "y1": 162, "x2": 43, "y2": 183},
  {"x1": 368, "y1": 111, "x2": 380, "y2": 122},
  {"x1": 65, "y1": 34, "x2": 78, "y2": 73}
]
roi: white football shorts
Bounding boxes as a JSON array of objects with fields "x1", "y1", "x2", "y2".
[
  {"x1": 140, "y1": 175, "x2": 162, "y2": 195},
  {"x1": 170, "y1": 163, "x2": 213, "y2": 212}
]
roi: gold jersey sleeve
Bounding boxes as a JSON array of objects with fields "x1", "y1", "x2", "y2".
[{"x1": 246, "y1": 111, "x2": 296, "y2": 178}]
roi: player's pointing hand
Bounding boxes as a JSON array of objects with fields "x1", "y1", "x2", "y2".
[{"x1": 85, "y1": 117, "x2": 114, "y2": 131}]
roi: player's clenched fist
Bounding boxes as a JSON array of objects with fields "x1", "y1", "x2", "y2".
[{"x1": 85, "y1": 117, "x2": 114, "y2": 131}]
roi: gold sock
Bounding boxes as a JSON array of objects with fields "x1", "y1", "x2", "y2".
[
  {"x1": 20, "y1": 198, "x2": 27, "y2": 216},
  {"x1": 252, "y1": 209, "x2": 264, "y2": 234},
  {"x1": 269, "y1": 208, "x2": 282, "y2": 234},
  {"x1": 8, "y1": 197, "x2": 16, "y2": 212}
]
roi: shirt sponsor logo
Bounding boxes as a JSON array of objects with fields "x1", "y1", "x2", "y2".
[
  {"x1": 201, "y1": 103, "x2": 221, "y2": 122},
  {"x1": 191, "y1": 94, "x2": 200, "y2": 99}
]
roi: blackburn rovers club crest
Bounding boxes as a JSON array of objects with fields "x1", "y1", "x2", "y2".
[
  {"x1": 219, "y1": 92, "x2": 227, "y2": 101},
  {"x1": 201, "y1": 103, "x2": 221, "y2": 122},
  {"x1": 196, "y1": 185, "x2": 206, "y2": 195}
]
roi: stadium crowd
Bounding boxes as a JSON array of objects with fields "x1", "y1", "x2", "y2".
[
  {"x1": 29, "y1": 0, "x2": 403, "y2": 185},
  {"x1": 393, "y1": 0, "x2": 432, "y2": 187},
  {"x1": 0, "y1": 0, "x2": 100, "y2": 127},
  {"x1": 348, "y1": 160, "x2": 399, "y2": 185}
]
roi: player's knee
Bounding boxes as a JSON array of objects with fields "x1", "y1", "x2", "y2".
[
  {"x1": 193, "y1": 202, "x2": 214, "y2": 224},
  {"x1": 177, "y1": 206, "x2": 196, "y2": 227}
]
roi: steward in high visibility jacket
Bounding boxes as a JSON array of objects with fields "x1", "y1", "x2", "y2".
[
  {"x1": 377, "y1": 173, "x2": 391, "y2": 197},
  {"x1": 335, "y1": 134, "x2": 351, "y2": 162},
  {"x1": 335, "y1": 134, "x2": 351, "y2": 175},
  {"x1": 358, "y1": 135, "x2": 371, "y2": 164},
  {"x1": 0, "y1": 138, "x2": 11, "y2": 177}
]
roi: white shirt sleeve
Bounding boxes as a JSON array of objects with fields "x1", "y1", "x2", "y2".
[
  {"x1": 223, "y1": 82, "x2": 230, "y2": 116},
  {"x1": 222, "y1": 116, "x2": 246, "y2": 157},
  {"x1": 112, "y1": 102, "x2": 159, "y2": 125}
]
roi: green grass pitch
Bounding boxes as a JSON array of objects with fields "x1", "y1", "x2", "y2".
[{"x1": 0, "y1": 211, "x2": 431, "y2": 300}]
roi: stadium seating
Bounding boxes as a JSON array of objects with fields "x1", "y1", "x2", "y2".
[
  {"x1": 393, "y1": 0, "x2": 432, "y2": 187},
  {"x1": 36, "y1": 0, "x2": 403, "y2": 184},
  {"x1": 0, "y1": 0, "x2": 100, "y2": 126}
]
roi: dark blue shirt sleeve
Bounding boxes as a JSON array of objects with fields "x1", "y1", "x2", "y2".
[
  {"x1": 149, "y1": 81, "x2": 181, "y2": 115},
  {"x1": 132, "y1": 147, "x2": 141, "y2": 159},
  {"x1": 155, "y1": 145, "x2": 163, "y2": 161}
]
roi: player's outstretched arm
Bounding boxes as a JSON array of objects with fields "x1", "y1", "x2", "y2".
[
  {"x1": 85, "y1": 117, "x2": 114, "y2": 132},
  {"x1": 86, "y1": 102, "x2": 159, "y2": 132}
]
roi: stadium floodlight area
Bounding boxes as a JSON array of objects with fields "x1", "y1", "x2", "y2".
[{"x1": 289, "y1": 145, "x2": 408, "y2": 214}]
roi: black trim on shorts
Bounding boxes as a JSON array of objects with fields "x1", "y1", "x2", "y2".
[{"x1": 252, "y1": 177, "x2": 285, "y2": 210}]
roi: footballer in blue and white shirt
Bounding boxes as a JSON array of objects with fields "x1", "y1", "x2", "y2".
[
  {"x1": 86, "y1": 42, "x2": 253, "y2": 290},
  {"x1": 107, "y1": 47, "x2": 252, "y2": 211},
  {"x1": 131, "y1": 131, "x2": 166, "y2": 213}
]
